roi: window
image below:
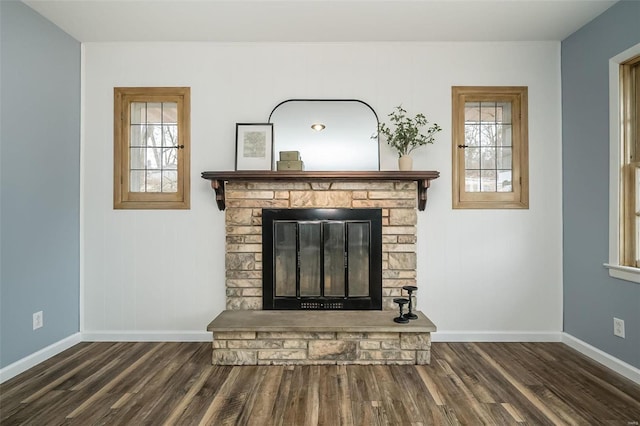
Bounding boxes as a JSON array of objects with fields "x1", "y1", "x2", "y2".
[
  {"x1": 114, "y1": 87, "x2": 190, "y2": 209},
  {"x1": 452, "y1": 86, "x2": 529, "y2": 209},
  {"x1": 606, "y1": 44, "x2": 640, "y2": 283},
  {"x1": 620, "y1": 56, "x2": 640, "y2": 267}
]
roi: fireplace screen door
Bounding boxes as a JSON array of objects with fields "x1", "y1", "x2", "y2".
[{"x1": 263, "y1": 209, "x2": 382, "y2": 310}]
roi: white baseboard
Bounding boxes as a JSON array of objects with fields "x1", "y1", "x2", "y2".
[
  {"x1": 1, "y1": 330, "x2": 210, "y2": 383},
  {"x1": 81, "y1": 330, "x2": 211, "y2": 342},
  {"x1": 5, "y1": 331, "x2": 637, "y2": 386},
  {"x1": 431, "y1": 331, "x2": 562, "y2": 342},
  {"x1": 0, "y1": 333, "x2": 82, "y2": 384},
  {"x1": 562, "y1": 332, "x2": 640, "y2": 385}
]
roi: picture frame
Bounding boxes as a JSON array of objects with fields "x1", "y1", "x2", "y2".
[{"x1": 235, "y1": 123, "x2": 274, "y2": 170}]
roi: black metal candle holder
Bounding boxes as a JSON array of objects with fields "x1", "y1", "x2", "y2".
[
  {"x1": 402, "y1": 285, "x2": 418, "y2": 320},
  {"x1": 393, "y1": 298, "x2": 410, "y2": 323}
]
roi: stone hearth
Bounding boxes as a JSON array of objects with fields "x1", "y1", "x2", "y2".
[{"x1": 207, "y1": 310, "x2": 436, "y2": 365}]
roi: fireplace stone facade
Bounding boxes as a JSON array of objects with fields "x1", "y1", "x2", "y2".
[{"x1": 224, "y1": 180, "x2": 419, "y2": 311}]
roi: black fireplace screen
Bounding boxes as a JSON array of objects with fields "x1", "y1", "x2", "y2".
[{"x1": 262, "y1": 208, "x2": 382, "y2": 310}]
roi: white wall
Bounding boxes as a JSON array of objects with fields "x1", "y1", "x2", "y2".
[{"x1": 82, "y1": 42, "x2": 562, "y2": 337}]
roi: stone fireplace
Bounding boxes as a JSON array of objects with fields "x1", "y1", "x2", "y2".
[
  {"x1": 224, "y1": 180, "x2": 419, "y2": 311},
  {"x1": 204, "y1": 171, "x2": 438, "y2": 365}
]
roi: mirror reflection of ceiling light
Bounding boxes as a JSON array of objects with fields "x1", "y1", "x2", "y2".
[{"x1": 311, "y1": 123, "x2": 326, "y2": 131}]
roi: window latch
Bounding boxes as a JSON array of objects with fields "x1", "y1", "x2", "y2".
[{"x1": 457, "y1": 145, "x2": 469, "y2": 149}]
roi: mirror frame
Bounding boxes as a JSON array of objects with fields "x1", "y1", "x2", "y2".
[{"x1": 268, "y1": 99, "x2": 380, "y2": 171}]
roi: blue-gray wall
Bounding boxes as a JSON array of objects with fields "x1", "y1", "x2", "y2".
[
  {"x1": 1, "y1": 0, "x2": 81, "y2": 368},
  {"x1": 562, "y1": 0, "x2": 640, "y2": 369}
]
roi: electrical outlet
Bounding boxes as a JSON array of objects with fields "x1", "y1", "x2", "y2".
[
  {"x1": 33, "y1": 311, "x2": 43, "y2": 330},
  {"x1": 613, "y1": 317, "x2": 625, "y2": 338}
]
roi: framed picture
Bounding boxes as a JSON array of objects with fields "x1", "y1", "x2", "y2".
[{"x1": 235, "y1": 123, "x2": 274, "y2": 170}]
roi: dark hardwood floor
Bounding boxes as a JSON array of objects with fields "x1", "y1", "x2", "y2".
[{"x1": 1, "y1": 341, "x2": 639, "y2": 425}]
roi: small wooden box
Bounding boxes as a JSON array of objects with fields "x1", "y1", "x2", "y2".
[
  {"x1": 279, "y1": 151, "x2": 301, "y2": 161},
  {"x1": 277, "y1": 160, "x2": 305, "y2": 171}
]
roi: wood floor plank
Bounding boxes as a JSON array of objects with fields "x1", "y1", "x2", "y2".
[
  {"x1": 172, "y1": 365, "x2": 233, "y2": 426},
  {"x1": 471, "y1": 342, "x2": 572, "y2": 425},
  {"x1": 68, "y1": 342, "x2": 152, "y2": 392},
  {"x1": 108, "y1": 343, "x2": 210, "y2": 425},
  {"x1": 392, "y1": 364, "x2": 446, "y2": 424},
  {"x1": 244, "y1": 365, "x2": 283, "y2": 426},
  {"x1": 374, "y1": 365, "x2": 414, "y2": 424},
  {"x1": 483, "y1": 343, "x2": 619, "y2": 423},
  {"x1": 282, "y1": 365, "x2": 311, "y2": 426},
  {"x1": 415, "y1": 365, "x2": 445, "y2": 406},
  {"x1": 1, "y1": 341, "x2": 639, "y2": 426},
  {"x1": 65, "y1": 342, "x2": 164, "y2": 419},
  {"x1": 197, "y1": 366, "x2": 243, "y2": 425},
  {"x1": 316, "y1": 366, "x2": 342, "y2": 426},
  {"x1": 162, "y1": 364, "x2": 215, "y2": 425},
  {"x1": 501, "y1": 402, "x2": 526, "y2": 423},
  {"x1": 335, "y1": 365, "x2": 355, "y2": 426},
  {"x1": 303, "y1": 366, "x2": 320, "y2": 426},
  {"x1": 345, "y1": 366, "x2": 376, "y2": 425},
  {"x1": 234, "y1": 366, "x2": 270, "y2": 426},
  {"x1": 1, "y1": 342, "x2": 119, "y2": 408},
  {"x1": 268, "y1": 365, "x2": 295, "y2": 426}
]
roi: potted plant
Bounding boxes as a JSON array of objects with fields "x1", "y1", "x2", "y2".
[{"x1": 376, "y1": 105, "x2": 442, "y2": 170}]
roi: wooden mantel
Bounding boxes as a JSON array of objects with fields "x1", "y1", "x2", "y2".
[{"x1": 201, "y1": 170, "x2": 440, "y2": 211}]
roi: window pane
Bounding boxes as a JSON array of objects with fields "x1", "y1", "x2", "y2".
[
  {"x1": 498, "y1": 102, "x2": 512, "y2": 124},
  {"x1": 146, "y1": 148, "x2": 162, "y2": 170},
  {"x1": 636, "y1": 166, "x2": 640, "y2": 266},
  {"x1": 497, "y1": 147, "x2": 512, "y2": 169},
  {"x1": 324, "y1": 222, "x2": 345, "y2": 297},
  {"x1": 480, "y1": 124, "x2": 496, "y2": 146},
  {"x1": 480, "y1": 170, "x2": 497, "y2": 192},
  {"x1": 147, "y1": 125, "x2": 162, "y2": 147},
  {"x1": 299, "y1": 222, "x2": 321, "y2": 297},
  {"x1": 636, "y1": 166, "x2": 640, "y2": 215},
  {"x1": 465, "y1": 102, "x2": 480, "y2": 122},
  {"x1": 497, "y1": 124, "x2": 512, "y2": 146},
  {"x1": 162, "y1": 171, "x2": 178, "y2": 192},
  {"x1": 348, "y1": 222, "x2": 369, "y2": 297},
  {"x1": 634, "y1": 166, "x2": 640, "y2": 267},
  {"x1": 130, "y1": 125, "x2": 146, "y2": 147},
  {"x1": 131, "y1": 103, "x2": 146, "y2": 125},
  {"x1": 481, "y1": 147, "x2": 496, "y2": 169},
  {"x1": 146, "y1": 171, "x2": 161, "y2": 192},
  {"x1": 163, "y1": 102, "x2": 177, "y2": 124},
  {"x1": 163, "y1": 125, "x2": 178, "y2": 147},
  {"x1": 497, "y1": 170, "x2": 513, "y2": 192},
  {"x1": 130, "y1": 148, "x2": 146, "y2": 170},
  {"x1": 146, "y1": 103, "x2": 163, "y2": 124},
  {"x1": 480, "y1": 102, "x2": 497, "y2": 122},
  {"x1": 465, "y1": 170, "x2": 480, "y2": 192},
  {"x1": 163, "y1": 147, "x2": 178, "y2": 169},
  {"x1": 274, "y1": 222, "x2": 297, "y2": 297},
  {"x1": 130, "y1": 170, "x2": 145, "y2": 192},
  {"x1": 465, "y1": 125, "x2": 480, "y2": 146},
  {"x1": 465, "y1": 148, "x2": 480, "y2": 169}
]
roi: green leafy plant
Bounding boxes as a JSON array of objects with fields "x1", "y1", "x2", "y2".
[{"x1": 375, "y1": 105, "x2": 442, "y2": 157}]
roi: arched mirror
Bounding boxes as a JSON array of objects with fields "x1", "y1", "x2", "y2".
[{"x1": 268, "y1": 99, "x2": 380, "y2": 171}]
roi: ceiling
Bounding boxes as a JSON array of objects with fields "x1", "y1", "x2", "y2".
[{"x1": 24, "y1": 0, "x2": 616, "y2": 43}]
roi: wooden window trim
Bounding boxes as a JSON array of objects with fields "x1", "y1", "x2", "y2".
[
  {"x1": 114, "y1": 87, "x2": 190, "y2": 210},
  {"x1": 452, "y1": 86, "x2": 529, "y2": 209},
  {"x1": 620, "y1": 56, "x2": 640, "y2": 266}
]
